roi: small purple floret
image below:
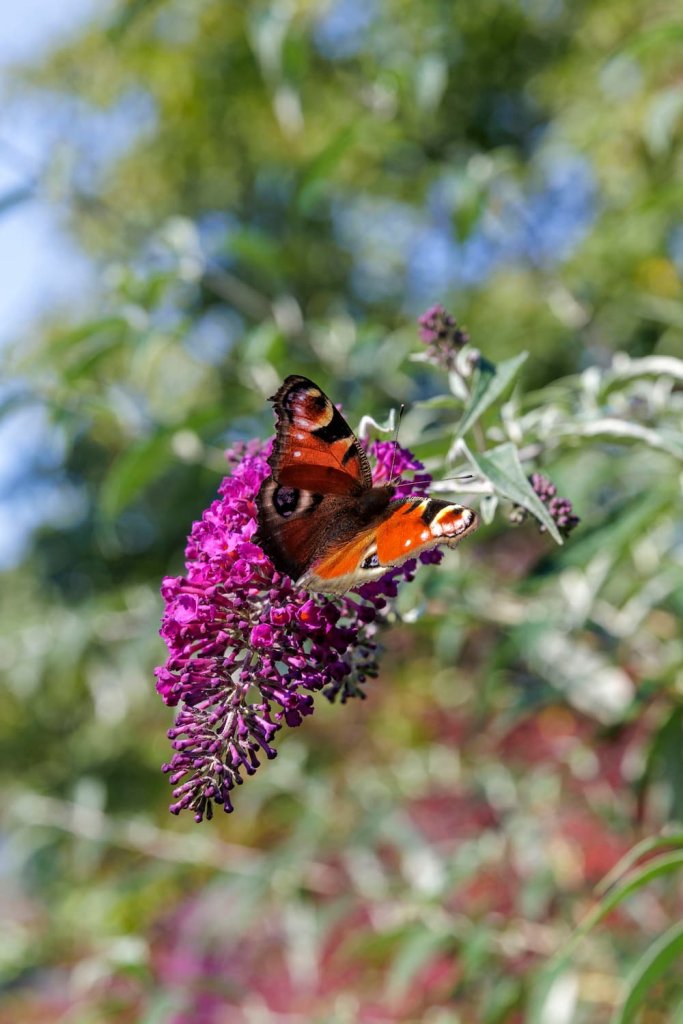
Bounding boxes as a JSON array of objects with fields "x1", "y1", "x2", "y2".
[
  {"x1": 418, "y1": 304, "x2": 470, "y2": 369},
  {"x1": 529, "y1": 472, "x2": 580, "y2": 536}
]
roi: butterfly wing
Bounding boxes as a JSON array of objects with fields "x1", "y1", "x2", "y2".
[
  {"x1": 267, "y1": 375, "x2": 372, "y2": 495},
  {"x1": 299, "y1": 497, "x2": 479, "y2": 594},
  {"x1": 255, "y1": 478, "x2": 339, "y2": 583}
]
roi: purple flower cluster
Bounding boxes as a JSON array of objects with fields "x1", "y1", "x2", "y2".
[
  {"x1": 155, "y1": 438, "x2": 438, "y2": 822},
  {"x1": 418, "y1": 304, "x2": 470, "y2": 369},
  {"x1": 528, "y1": 472, "x2": 580, "y2": 536}
]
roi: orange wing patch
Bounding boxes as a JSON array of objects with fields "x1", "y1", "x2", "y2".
[
  {"x1": 298, "y1": 498, "x2": 478, "y2": 595},
  {"x1": 309, "y1": 531, "x2": 375, "y2": 580},
  {"x1": 375, "y1": 499, "x2": 478, "y2": 563}
]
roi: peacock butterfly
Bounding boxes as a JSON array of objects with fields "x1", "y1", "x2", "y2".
[{"x1": 255, "y1": 375, "x2": 479, "y2": 594}]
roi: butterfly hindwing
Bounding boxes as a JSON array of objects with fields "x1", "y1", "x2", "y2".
[
  {"x1": 374, "y1": 497, "x2": 478, "y2": 564},
  {"x1": 300, "y1": 497, "x2": 479, "y2": 594},
  {"x1": 255, "y1": 478, "x2": 331, "y2": 582}
]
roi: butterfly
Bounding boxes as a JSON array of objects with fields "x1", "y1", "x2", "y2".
[{"x1": 255, "y1": 375, "x2": 479, "y2": 594}]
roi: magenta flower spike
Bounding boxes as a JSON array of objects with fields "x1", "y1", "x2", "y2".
[
  {"x1": 156, "y1": 439, "x2": 440, "y2": 821},
  {"x1": 417, "y1": 304, "x2": 470, "y2": 369},
  {"x1": 530, "y1": 472, "x2": 580, "y2": 536}
]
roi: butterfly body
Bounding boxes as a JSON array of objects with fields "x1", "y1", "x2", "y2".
[{"x1": 255, "y1": 375, "x2": 478, "y2": 594}]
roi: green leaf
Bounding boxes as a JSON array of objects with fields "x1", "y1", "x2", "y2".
[
  {"x1": 107, "y1": 0, "x2": 163, "y2": 39},
  {"x1": 623, "y1": 20, "x2": 683, "y2": 57},
  {"x1": 596, "y1": 831, "x2": 683, "y2": 896},
  {"x1": 456, "y1": 352, "x2": 528, "y2": 438},
  {"x1": 413, "y1": 394, "x2": 461, "y2": 411},
  {"x1": 25, "y1": 316, "x2": 131, "y2": 396},
  {"x1": 554, "y1": 418, "x2": 683, "y2": 461},
  {"x1": 479, "y1": 494, "x2": 499, "y2": 525},
  {"x1": 530, "y1": 850, "x2": 683, "y2": 1024},
  {"x1": 641, "y1": 706, "x2": 683, "y2": 821},
  {"x1": 482, "y1": 975, "x2": 523, "y2": 1024},
  {"x1": 556, "y1": 487, "x2": 674, "y2": 569},
  {"x1": 612, "y1": 921, "x2": 683, "y2": 1024},
  {"x1": 462, "y1": 441, "x2": 563, "y2": 544},
  {"x1": 99, "y1": 431, "x2": 174, "y2": 520},
  {"x1": 386, "y1": 925, "x2": 453, "y2": 1002},
  {"x1": 584, "y1": 851, "x2": 683, "y2": 935},
  {"x1": 298, "y1": 125, "x2": 357, "y2": 206},
  {"x1": 636, "y1": 297, "x2": 683, "y2": 332},
  {"x1": 229, "y1": 228, "x2": 284, "y2": 278},
  {"x1": 141, "y1": 994, "x2": 181, "y2": 1024}
]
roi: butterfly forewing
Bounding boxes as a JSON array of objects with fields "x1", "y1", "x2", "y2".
[{"x1": 268, "y1": 375, "x2": 372, "y2": 495}]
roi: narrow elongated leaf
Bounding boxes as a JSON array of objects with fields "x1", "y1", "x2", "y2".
[
  {"x1": 576, "y1": 851, "x2": 683, "y2": 945},
  {"x1": 640, "y1": 707, "x2": 683, "y2": 821},
  {"x1": 556, "y1": 488, "x2": 674, "y2": 569},
  {"x1": 456, "y1": 352, "x2": 528, "y2": 438},
  {"x1": 463, "y1": 441, "x2": 563, "y2": 544},
  {"x1": 298, "y1": 125, "x2": 357, "y2": 202},
  {"x1": 637, "y1": 297, "x2": 683, "y2": 331},
  {"x1": 39, "y1": 317, "x2": 128, "y2": 362},
  {"x1": 413, "y1": 394, "x2": 461, "y2": 411},
  {"x1": 100, "y1": 432, "x2": 174, "y2": 519},
  {"x1": 479, "y1": 494, "x2": 499, "y2": 525},
  {"x1": 530, "y1": 851, "x2": 683, "y2": 1024},
  {"x1": 386, "y1": 925, "x2": 453, "y2": 1001},
  {"x1": 555, "y1": 418, "x2": 683, "y2": 460},
  {"x1": 612, "y1": 921, "x2": 683, "y2": 1024},
  {"x1": 596, "y1": 831, "x2": 683, "y2": 895},
  {"x1": 604, "y1": 352, "x2": 683, "y2": 384}
]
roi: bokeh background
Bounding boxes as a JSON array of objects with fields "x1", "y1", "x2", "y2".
[{"x1": 1, "y1": 1, "x2": 682, "y2": 1021}]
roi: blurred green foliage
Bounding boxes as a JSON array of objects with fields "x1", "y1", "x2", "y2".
[{"x1": 1, "y1": 0, "x2": 682, "y2": 1020}]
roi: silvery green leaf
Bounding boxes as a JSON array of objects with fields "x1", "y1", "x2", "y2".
[
  {"x1": 448, "y1": 369, "x2": 469, "y2": 401},
  {"x1": 605, "y1": 351, "x2": 683, "y2": 384},
  {"x1": 528, "y1": 629, "x2": 634, "y2": 722},
  {"x1": 413, "y1": 394, "x2": 460, "y2": 410},
  {"x1": 556, "y1": 418, "x2": 683, "y2": 460},
  {"x1": 462, "y1": 440, "x2": 563, "y2": 543},
  {"x1": 455, "y1": 352, "x2": 528, "y2": 438},
  {"x1": 479, "y1": 493, "x2": 499, "y2": 524}
]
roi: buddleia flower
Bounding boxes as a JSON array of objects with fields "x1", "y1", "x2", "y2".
[
  {"x1": 418, "y1": 304, "x2": 471, "y2": 371},
  {"x1": 156, "y1": 439, "x2": 439, "y2": 821},
  {"x1": 509, "y1": 472, "x2": 580, "y2": 537}
]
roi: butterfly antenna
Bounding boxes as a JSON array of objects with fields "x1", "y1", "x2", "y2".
[
  {"x1": 388, "y1": 403, "x2": 405, "y2": 485},
  {"x1": 391, "y1": 470, "x2": 477, "y2": 493}
]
